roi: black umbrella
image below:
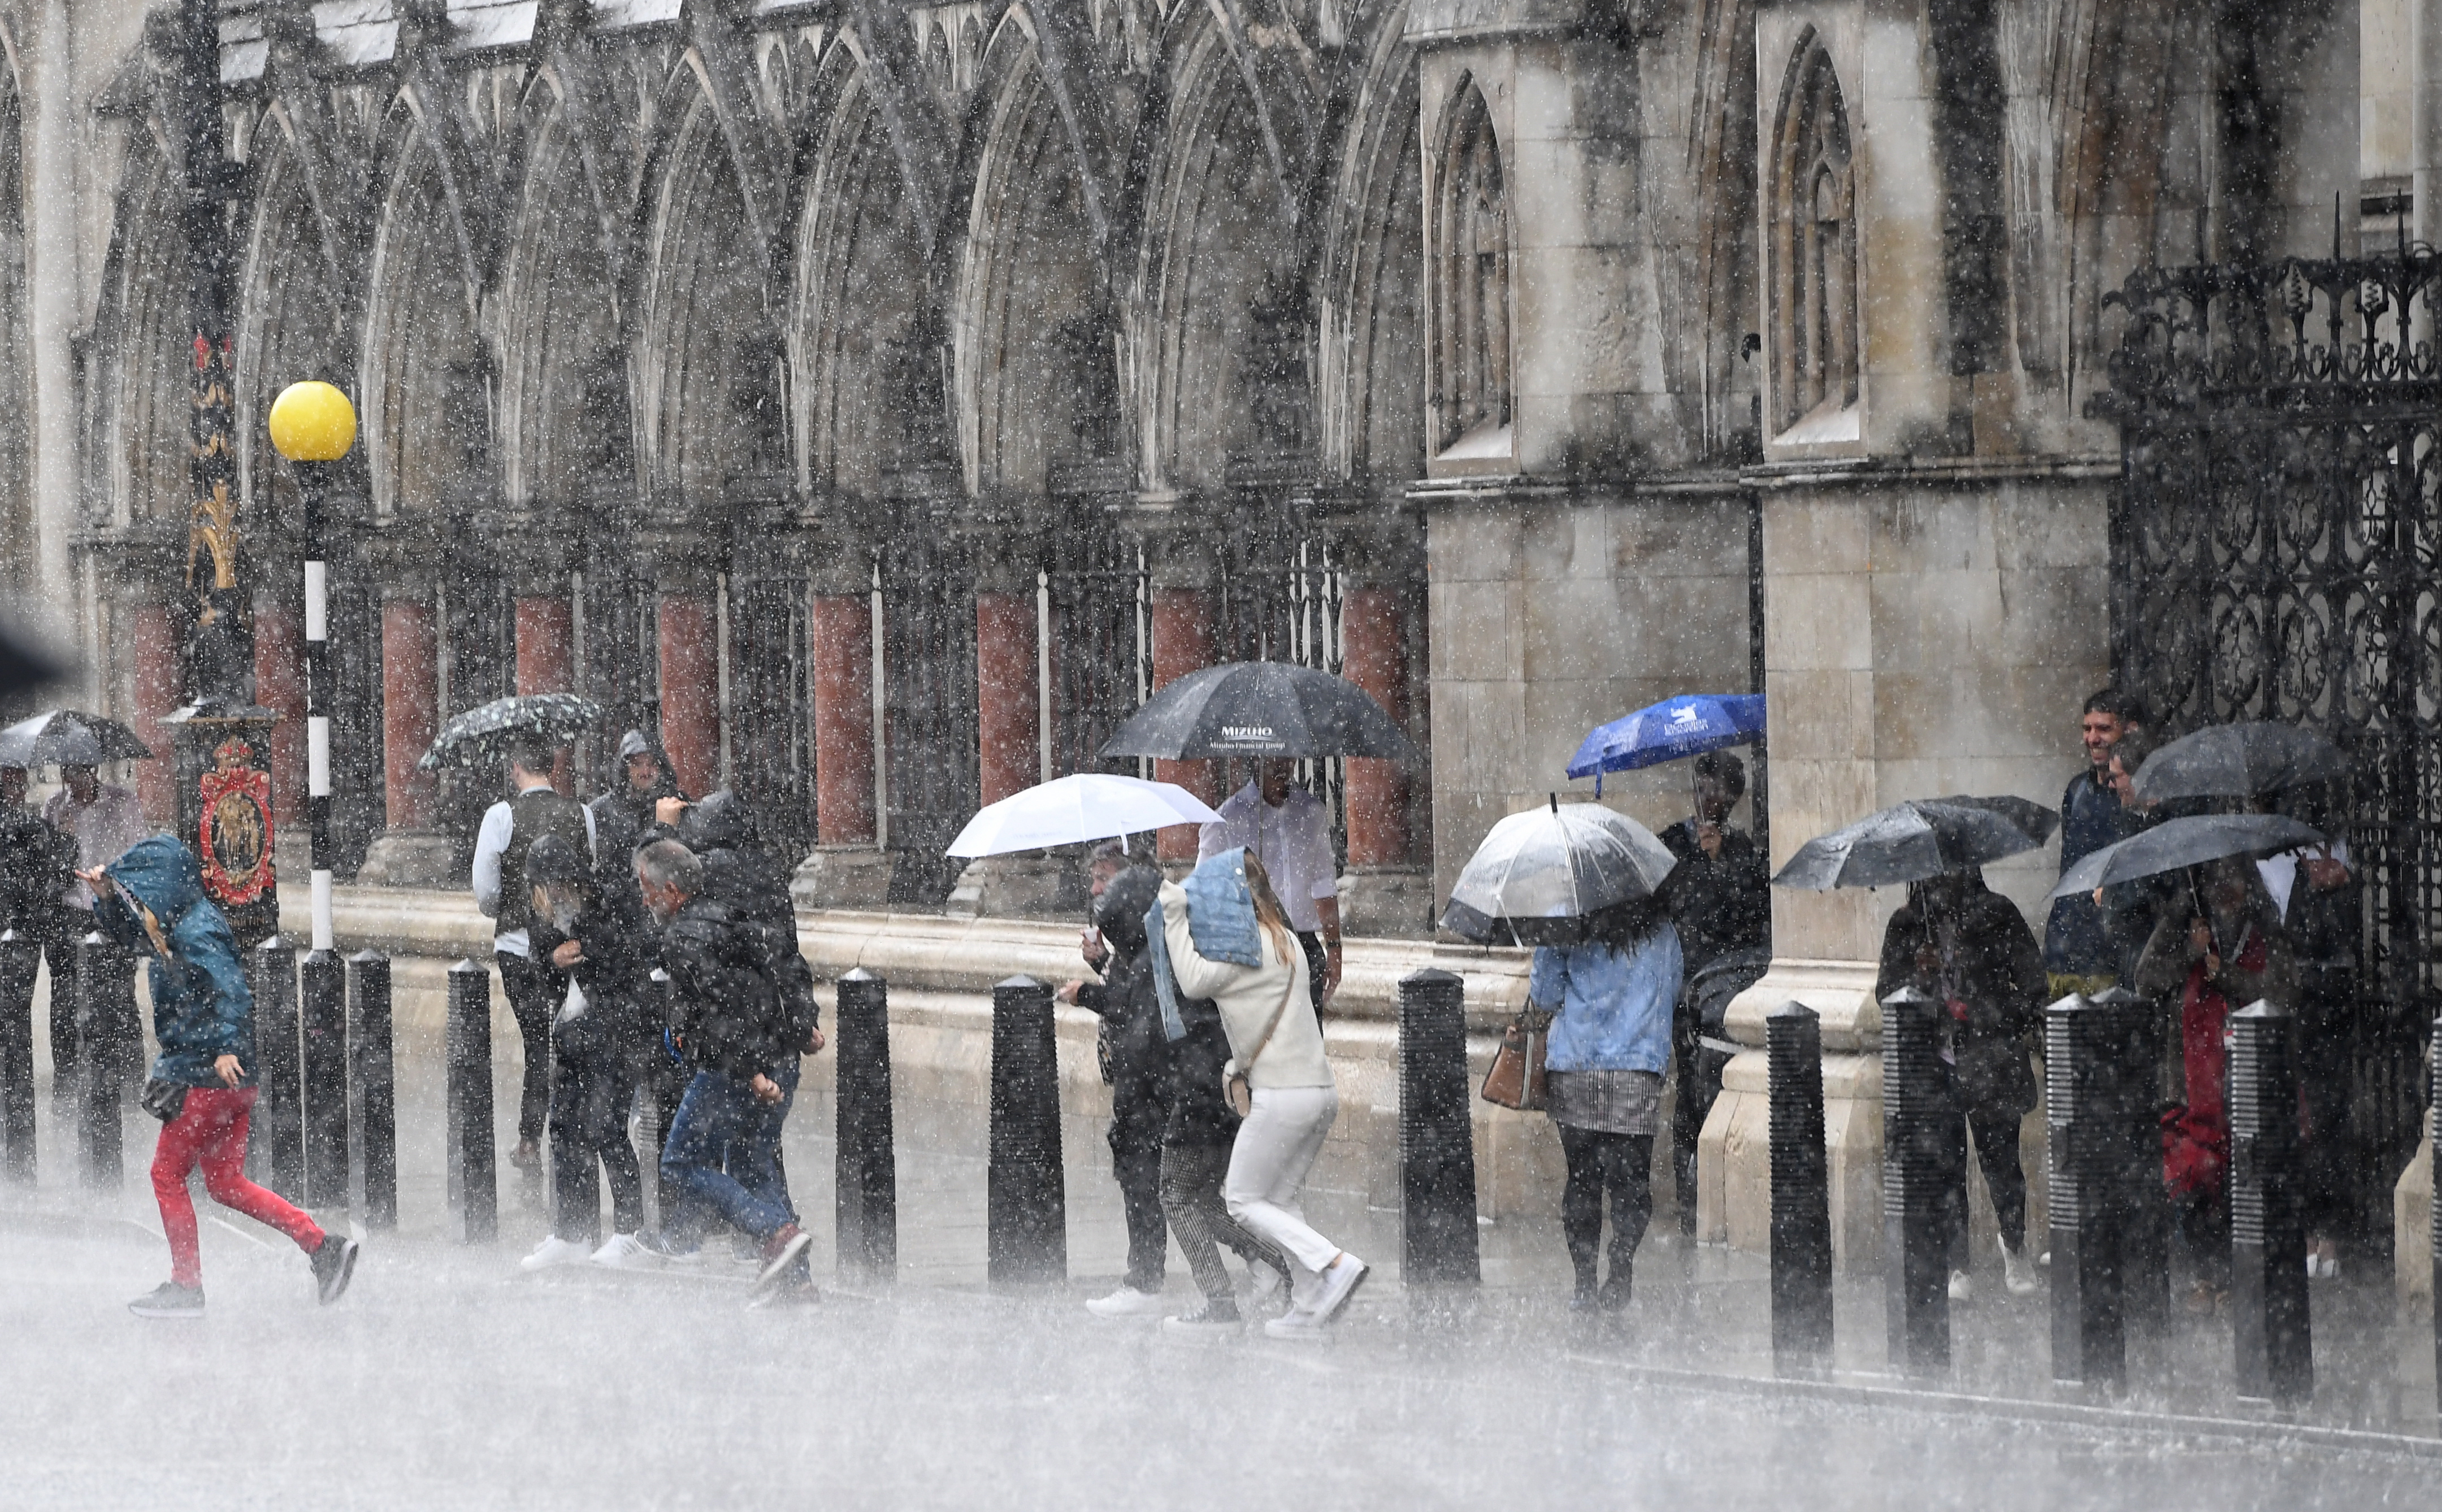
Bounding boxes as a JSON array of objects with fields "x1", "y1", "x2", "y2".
[
  {"x1": 1773, "y1": 795, "x2": 2061, "y2": 890},
  {"x1": 2129, "y1": 722, "x2": 2348, "y2": 805},
  {"x1": 0, "y1": 709, "x2": 155, "y2": 768},
  {"x1": 1098, "y1": 661, "x2": 1413, "y2": 761},
  {"x1": 0, "y1": 626, "x2": 64, "y2": 699},
  {"x1": 2045, "y1": 813, "x2": 2323, "y2": 901},
  {"x1": 418, "y1": 693, "x2": 604, "y2": 771}
]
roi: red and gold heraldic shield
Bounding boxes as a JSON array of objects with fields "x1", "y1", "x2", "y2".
[{"x1": 198, "y1": 739, "x2": 273, "y2": 906}]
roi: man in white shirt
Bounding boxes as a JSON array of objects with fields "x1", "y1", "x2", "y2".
[
  {"x1": 1198, "y1": 759, "x2": 1342, "y2": 1006},
  {"x1": 44, "y1": 764, "x2": 151, "y2": 910},
  {"x1": 472, "y1": 738, "x2": 596, "y2": 1190}
]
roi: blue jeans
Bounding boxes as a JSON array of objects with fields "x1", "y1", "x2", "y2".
[{"x1": 660, "y1": 1059, "x2": 799, "y2": 1242}]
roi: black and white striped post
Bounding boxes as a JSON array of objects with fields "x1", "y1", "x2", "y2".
[{"x1": 268, "y1": 382, "x2": 356, "y2": 1215}]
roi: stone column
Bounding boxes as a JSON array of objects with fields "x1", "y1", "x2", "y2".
[
  {"x1": 356, "y1": 558, "x2": 453, "y2": 888},
  {"x1": 1333, "y1": 504, "x2": 1430, "y2": 936},
  {"x1": 1139, "y1": 514, "x2": 1220, "y2": 863},
  {"x1": 129, "y1": 601, "x2": 181, "y2": 825},
  {"x1": 951, "y1": 531, "x2": 1070, "y2": 919},
  {"x1": 656, "y1": 566, "x2": 721, "y2": 802},
  {"x1": 513, "y1": 595, "x2": 572, "y2": 697},
  {"x1": 793, "y1": 528, "x2": 894, "y2": 910}
]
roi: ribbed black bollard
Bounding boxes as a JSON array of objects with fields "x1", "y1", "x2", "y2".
[
  {"x1": 446, "y1": 958, "x2": 497, "y2": 1243},
  {"x1": 248, "y1": 935, "x2": 303, "y2": 1199},
  {"x1": 2047, "y1": 992, "x2": 2124, "y2": 1392},
  {"x1": 0, "y1": 928, "x2": 37, "y2": 1184},
  {"x1": 1881, "y1": 987, "x2": 1949, "y2": 1376},
  {"x1": 987, "y1": 975, "x2": 1065, "y2": 1286},
  {"x1": 75, "y1": 932, "x2": 125, "y2": 1192},
  {"x1": 834, "y1": 969, "x2": 897, "y2": 1281},
  {"x1": 649, "y1": 967, "x2": 681, "y2": 1227},
  {"x1": 2230, "y1": 999, "x2": 2311, "y2": 1405},
  {"x1": 1398, "y1": 967, "x2": 1482, "y2": 1289},
  {"x1": 1768, "y1": 1001, "x2": 1833, "y2": 1371},
  {"x1": 348, "y1": 950, "x2": 396, "y2": 1229},
  {"x1": 299, "y1": 948, "x2": 348, "y2": 1210},
  {"x1": 2098, "y1": 985, "x2": 2170, "y2": 1335}
]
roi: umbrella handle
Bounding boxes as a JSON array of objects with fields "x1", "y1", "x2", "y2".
[{"x1": 2185, "y1": 866, "x2": 2220, "y2": 962}]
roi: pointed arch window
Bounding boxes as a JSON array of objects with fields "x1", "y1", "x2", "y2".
[
  {"x1": 1435, "y1": 82, "x2": 1510, "y2": 454},
  {"x1": 1771, "y1": 35, "x2": 1859, "y2": 436}
]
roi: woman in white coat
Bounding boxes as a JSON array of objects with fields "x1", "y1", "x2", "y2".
[{"x1": 1159, "y1": 849, "x2": 1367, "y2": 1337}]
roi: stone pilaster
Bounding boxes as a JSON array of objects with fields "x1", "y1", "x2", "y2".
[{"x1": 355, "y1": 532, "x2": 453, "y2": 887}]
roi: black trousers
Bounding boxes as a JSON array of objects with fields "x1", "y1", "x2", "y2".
[
  {"x1": 40, "y1": 928, "x2": 77, "y2": 1111},
  {"x1": 1159, "y1": 1141, "x2": 1283, "y2": 1306},
  {"x1": 497, "y1": 952, "x2": 559, "y2": 1147},
  {"x1": 1669, "y1": 1006, "x2": 1728, "y2": 1234},
  {"x1": 548, "y1": 1026, "x2": 645, "y2": 1246},
  {"x1": 1111, "y1": 1072, "x2": 1172, "y2": 1292},
  {"x1": 1931, "y1": 1098, "x2": 2029, "y2": 1260},
  {"x1": 2296, "y1": 1007, "x2": 2356, "y2": 1241},
  {"x1": 1558, "y1": 1124, "x2": 1654, "y2": 1301},
  {"x1": 1296, "y1": 931, "x2": 1327, "y2": 1011}
]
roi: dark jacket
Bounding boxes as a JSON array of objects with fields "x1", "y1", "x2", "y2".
[
  {"x1": 1656, "y1": 819, "x2": 1770, "y2": 972},
  {"x1": 656, "y1": 893, "x2": 798, "y2": 1081},
  {"x1": 88, "y1": 836, "x2": 254, "y2": 1088},
  {"x1": 528, "y1": 876, "x2": 660, "y2": 1057},
  {"x1": 1162, "y1": 994, "x2": 1244, "y2": 1149},
  {"x1": 2044, "y1": 768, "x2": 2136, "y2": 975},
  {"x1": 1076, "y1": 866, "x2": 1166, "y2": 1088},
  {"x1": 496, "y1": 788, "x2": 590, "y2": 934},
  {"x1": 0, "y1": 805, "x2": 72, "y2": 935},
  {"x1": 1875, "y1": 875, "x2": 2046, "y2": 1115}
]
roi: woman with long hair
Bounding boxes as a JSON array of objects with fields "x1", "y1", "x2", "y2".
[
  {"x1": 1157, "y1": 849, "x2": 1367, "y2": 1338},
  {"x1": 1529, "y1": 896, "x2": 1682, "y2": 1311}
]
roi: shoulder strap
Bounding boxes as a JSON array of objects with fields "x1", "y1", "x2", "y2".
[{"x1": 1240, "y1": 959, "x2": 1300, "y2": 1072}]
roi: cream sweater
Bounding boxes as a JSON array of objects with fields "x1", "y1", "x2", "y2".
[{"x1": 1159, "y1": 880, "x2": 1332, "y2": 1090}]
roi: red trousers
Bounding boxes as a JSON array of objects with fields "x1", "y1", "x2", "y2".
[{"x1": 150, "y1": 1086, "x2": 325, "y2": 1287}]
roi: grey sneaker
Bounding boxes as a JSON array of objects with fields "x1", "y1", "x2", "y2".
[
  {"x1": 311, "y1": 1234, "x2": 361, "y2": 1305},
  {"x1": 129, "y1": 1282, "x2": 206, "y2": 1320}
]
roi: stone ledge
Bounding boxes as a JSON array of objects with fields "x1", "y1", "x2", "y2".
[{"x1": 1723, "y1": 958, "x2": 1883, "y2": 1052}]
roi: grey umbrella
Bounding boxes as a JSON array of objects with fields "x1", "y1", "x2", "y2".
[
  {"x1": 418, "y1": 693, "x2": 604, "y2": 771},
  {"x1": 1773, "y1": 795, "x2": 2060, "y2": 890},
  {"x1": 2129, "y1": 722, "x2": 2349, "y2": 804},
  {"x1": 1099, "y1": 661, "x2": 1413, "y2": 761},
  {"x1": 0, "y1": 709, "x2": 155, "y2": 769},
  {"x1": 2045, "y1": 814, "x2": 2323, "y2": 901},
  {"x1": 1441, "y1": 800, "x2": 1677, "y2": 945}
]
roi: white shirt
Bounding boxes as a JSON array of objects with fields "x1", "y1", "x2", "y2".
[
  {"x1": 1197, "y1": 783, "x2": 1337, "y2": 933},
  {"x1": 2258, "y1": 838, "x2": 2349, "y2": 922},
  {"x1": 472, "y1": 785, "x2": 598, "y2": 958},
  {"x1": 44, "y1": 783, "x2": 151, "y2": 910}
]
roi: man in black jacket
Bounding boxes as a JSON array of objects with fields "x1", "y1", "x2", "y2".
[
  {"x1": 520, "y1": 833, "x2": 658, "y2": 1271},
  {"x1": 1059, "y1": 845, "x2": 1173, "y2": 1317},
  {"x1": 636, "y1": 838, "x2": 819, "y2": 1293},
  {"x1": 2, "y1": 763, "x2": 80, "y2": 1115}
]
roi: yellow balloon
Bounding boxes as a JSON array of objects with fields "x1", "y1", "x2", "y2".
[{"x1": 267, "y1": 380, "x2": 357, "y2": 462}]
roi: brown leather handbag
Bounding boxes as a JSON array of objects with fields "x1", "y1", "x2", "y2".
[{"x1": 1480, "y1": 1007, "x2": 1551, "y2": 1111}]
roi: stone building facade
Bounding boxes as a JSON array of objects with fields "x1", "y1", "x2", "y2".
[{"x1": 2, "y1": 1, "x2": 2432, "y2": 1259}]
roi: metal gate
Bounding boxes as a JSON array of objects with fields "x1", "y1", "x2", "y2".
[
  {"x1": 1043, "y1": 497, "x2": 1147, "y2": 781},
  {"x1": 1215, "y1": 487, "x2": 1347, "y2": 871},
  {"x1": 2101, "y1": 238, "x2": 2442, "y2": 1249},
  {"x1": 878, "y1": 518, "x2": 977, "y2": 905}
]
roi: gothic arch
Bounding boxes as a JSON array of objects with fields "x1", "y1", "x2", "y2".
[
  {"x1": 498, "y1": 97, "x2": 630, "y2": 512},
  {"x1": 1767, "y1": 28, "x2": 1859, "y2": 438},
  {"x1": 236, "y1": 133, "x2": 353, "y2": 519},
  {"x1": 91, "y1": 137, "x2": 187, "y2": 531},
  {"x1": 1315, "y1": 19, "x2": 1424, "y2": 485},
  {"x1": 1429, "y1": 76, "x2": 1510, "y2": 456},
  {"x1": 0, "y1": 39, "x2": 30, "y2": 590},
  {"x1": 363, "y1": 123, "x2": 490, "y2": 519}
]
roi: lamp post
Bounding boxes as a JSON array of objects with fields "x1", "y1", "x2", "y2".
[{"x1": 269, "y1": 380, "x2": 357, "y2": 1209}]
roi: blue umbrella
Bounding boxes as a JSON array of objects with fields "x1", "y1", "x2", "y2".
[{"x1": 1565, "y1": 694, "x2": 1766, "y2": 795}]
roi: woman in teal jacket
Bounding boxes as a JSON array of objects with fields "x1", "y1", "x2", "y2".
[{"x1": 85, "y1": 836, "x2": 359, "y2": 1318}]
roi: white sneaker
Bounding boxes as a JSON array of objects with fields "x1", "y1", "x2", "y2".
[
  {"x1": 520, "y1": 1235, "x2": 593, "y2": 1272},
  {"x1": 1947, "y1": 1268, "x2": 1973, "y2": 1303},
  {"x1": 589, "y1": 1233, "x2": 657, "y2": 1271},
  {"x1": 1085, "y1": 1285, "x2": 1170, "y2": 1318},
  {"x1": 1307, "y1": 1253, "x2": 1370, "y2": 1323},
  {"x1": 1262, "y1": 1309, "x2": 1333, "y2": 1341},
  {"x1": 2001, "y1": 1242, "x2": 2038, "y2": 1297}
]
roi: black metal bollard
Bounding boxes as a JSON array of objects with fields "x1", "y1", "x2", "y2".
[
  {"x1": 1881, "y1": 987, "x2": 1949, "y2": 1376},
  {"x1": 75, "y1": 932, "x2": 126, "y2": 1191},
  {"x1": 987, "y1": 975, "x2": 1066, "y2": 1285},
  {"x1": 1398, "y1": 967, "x2": 1482, "y2": 1289},
  {"x1": 1768, "y1": 1001, "x2": 1834, "y2": 1371},
  {"x1": 300, "y1": 948, "x2": 348, "y2": 1210},
  {"x1": 2229, "y1": 999, "x2": 2311, "y2": 1405},
  {"x1": 348, "y1": 950, "x2": 396, "y2": 1229},
  {"x1": 2097, "y1": 985, "x2": 2170, "y2": 1335},
  {"x1": 2430, "y1": 1011, "x2": 2440, "y2": 1420},
  {"x1": 446, "y1": 958, "x2": 497, "y2": 1243},
  {"x1": 248, "y1": 935, "x2": 304, "y2": 1199},
  {"x1": 834, "y1": 968, "x2": 897, "y2": 1281},
  {"x1": 0, "y1": 928, "x2": 38, "y2": 1183},
  {"x1": 2047, "y1": 992, "x2": 2125, "y2": 1392},
  {"x1": 649, "y1": 968, "x2": 681, "y2": 1226}
]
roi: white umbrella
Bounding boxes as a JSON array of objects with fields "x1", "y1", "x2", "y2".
[
  {"x1": 1441, "y1": 800, "x2": 1678, "y2": 945},
  {"x1": 945, "y1": 773, "x2": 1223, "y2": 858}
]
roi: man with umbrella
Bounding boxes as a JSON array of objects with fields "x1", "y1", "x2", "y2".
[
  {"x1": 2043, "y1": 689, "x2": 2144, "y2": 998},
  {"x1": 21, "y1": 716, "x2": 155, "y2": 1106},
  {"x1": 1199, "y1": 761, "x2": 1341, "y2": 1008},
  {"x1": 1, "y1": 763, "x2": 76, "y2": 1102}
]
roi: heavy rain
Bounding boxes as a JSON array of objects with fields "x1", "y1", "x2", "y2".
[{"x1": 1, "y1": 1, "x2": 2439, "y2": 1507}]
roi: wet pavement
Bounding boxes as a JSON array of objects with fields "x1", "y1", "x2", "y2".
[{"x1": 3, "y1": 1050, "x2": 2437, "y2": 1509}]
